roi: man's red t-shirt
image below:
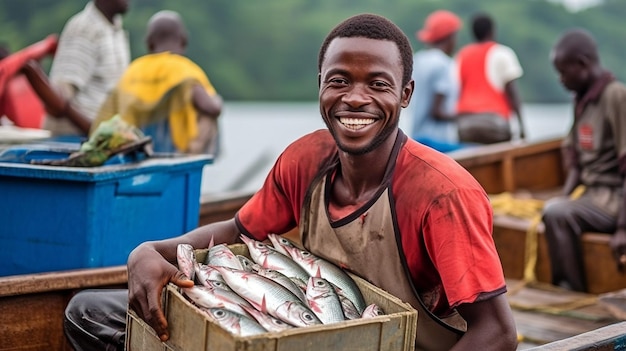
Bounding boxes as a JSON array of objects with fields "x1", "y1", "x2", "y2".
[{"x1": 236, "y1": 130, "x2": 506, "y2": 315}]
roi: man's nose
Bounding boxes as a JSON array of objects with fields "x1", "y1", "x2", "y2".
[{"x1": 342, "y1": 84, "x2": 370, "y2": 107}]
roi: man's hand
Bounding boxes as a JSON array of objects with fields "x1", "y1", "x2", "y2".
[
  {"x1": 127, "y1": 242, "x2": 194, "y2": 341},
  {"x1": 610, "y1": 228, "x2": 626, "y2": 273}
]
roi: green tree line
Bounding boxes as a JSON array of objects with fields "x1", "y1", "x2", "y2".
[{"x1": 1, "y1": 0, "x2": 624, "y2": 102}]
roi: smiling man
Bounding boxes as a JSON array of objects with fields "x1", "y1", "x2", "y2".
[{"x1": 64, "y1": 13, "x2": 517, "y2": 351}]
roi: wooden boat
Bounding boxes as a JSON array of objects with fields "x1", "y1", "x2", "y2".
[{"x1": 2, "y1": 137, "x2": 626, "y2": 351}]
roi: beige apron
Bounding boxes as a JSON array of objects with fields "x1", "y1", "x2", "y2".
[{"x1": 300, "y1": 173, "x2": 466, "y2": 351}]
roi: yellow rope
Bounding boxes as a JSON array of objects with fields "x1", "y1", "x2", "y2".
[
  {"x1": 490, "y1": 192, "x2": 544, "y2": 283},
  {"x1": 490, "y1": 186, "x2": 598, "y2": 317}
]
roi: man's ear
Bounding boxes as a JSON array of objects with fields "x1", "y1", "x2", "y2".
[
  {"x1": 576, "y1": 53, "x2": 593, "y2": 69},
  {"x1": 317, "y1": 73, "x2": 321, "y2": 88},
  {"x1": 401, "y1": 80, "x2": 414, "y2": 108}
]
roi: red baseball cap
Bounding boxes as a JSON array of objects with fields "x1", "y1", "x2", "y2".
[{"x1": 417, "y1": 10, "x2": 462, "y2": 44}]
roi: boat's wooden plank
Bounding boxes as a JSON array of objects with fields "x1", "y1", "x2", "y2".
[
  {"x1": 599, "y1": 289, "x2": 626, "y2": 321},
  {"x1": 1, "y1": 292, "x2": 75, "y2": 351},
  {"x1": 0, "y1": 265, "x2": 127, "y2": 297},
  {"x1": 506, "y1": 279, "x2": 621, "y2": 349},
  {"x1": 451, "y1": 138, "x2": 566, "y2": 194},
  {"x1": 522, "y1": 321, "x2": 626, "y2": 350}
]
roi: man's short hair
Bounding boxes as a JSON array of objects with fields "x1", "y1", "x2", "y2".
[
  {"x1": 471, "y1": 13, "x2": 493, "y2": 41},
  {"x1": 318, "y1": 13, "x2": 413, "y2": 86}
]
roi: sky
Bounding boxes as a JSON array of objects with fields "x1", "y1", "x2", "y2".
[{"x1": 552, "y1": 0, "x2": 604, "y2": 11}]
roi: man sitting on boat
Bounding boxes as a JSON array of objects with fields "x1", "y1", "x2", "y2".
[
  {"x1": 543, "y1": 28, "x2": 626, "y2": 292},
  {"x1": 91, "y1": 10, "x2": 223, "y2": 155}
]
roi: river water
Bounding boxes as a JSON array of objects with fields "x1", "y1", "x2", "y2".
[{"x1": 201, "y1": 102, "x2": 574, "y2": 195}]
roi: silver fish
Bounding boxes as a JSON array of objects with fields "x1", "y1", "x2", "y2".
[
  {"x1": 237, "y1": 254, "x2": 259, "y2": 272},
  {"x1": 267, "y1": 233, "x2": 299, "y2": 256},
  {"x1": 290, "y1": 277, "x2": 307, "y2": 293},
  {"x1": 256, "y1": 266, "x2": 308, "y2": 304},
  {"x1": 239, "y1": 304, "x2": 295, "y2": 333},
  {"x1": 202, "y1": 308, "x2": 267, "y2": 336},
  {"x1": 361, "y1": 303, "x2": 385, "y2": 319},
  {"x1": 214, "y1": 266, "x2": 321, "y2": 328},
  {"x1": 240, "y1": 235, "x2": 310, "y2": 282},
  {"x1": 182, "y1": 284, "x2": 254, "y2": 318},
  {"x1": 176, "y1": 243, "x2": 196, "y2": 281},
  {"x1": 324, "y1": 280, "x2": 360, "y2": 320},
  {"x1": 306, "y1": 276, "x2": 346, "y2": 324},
  {"x1": 338, "y1": 290, "x2": 362, "y2": 320},
  {"x1": 283, "y1": 245, "x2": 367, "y2": 314},
  {"x1": 205, "y1": 243, "x2": 243, "y2": 270},
  {"x1": 194, "y1": 262, "x2": 225, "y2": 285}
]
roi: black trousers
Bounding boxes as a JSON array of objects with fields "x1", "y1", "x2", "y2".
[
  {"x1": 457, "y1": 113, "x2": 512, "y2": 144},
  {"x1": 64, "y1": 289, "x2": 128, "y2": 351},
  {"x1": 542, "y1": 196, "x2": 615, "y2": 292}
]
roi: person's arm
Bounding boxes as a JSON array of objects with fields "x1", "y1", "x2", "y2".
[
  {"x1": 127, "y1": 218, "x2": 242, "y2": 342},
  {"x1": 430, "y1": 93, "x2": 456, "y2": 121},
  {"x1": 187, "y1": 84, "x2": 223, "y2": 153},
  {"x1": 191, "y1": 84, "x2": 222, "y2": 117},
  {"x1": 452, "y1": 295, "x2": 518, "y2": 350},
  {"x1": 505, "y1": 80, "x2": 525, "y2": 140},
  {"x1": 562, "y1": 168, "x2": 581, "y2": 197},
  {"x1": 612, "y1": 177, "x2": 626, "y2": 273},
  {"x1": 20, "y1": 60, "x2": 91, "y2": 134}
]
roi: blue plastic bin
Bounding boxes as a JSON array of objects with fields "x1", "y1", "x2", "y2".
[{"x1": 0, "y1": 148, "x2": 212, "y2": 276}]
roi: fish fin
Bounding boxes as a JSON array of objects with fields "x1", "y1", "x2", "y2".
[{"x1": 315, "y1": 267, "x2": 322, "y2": 278}]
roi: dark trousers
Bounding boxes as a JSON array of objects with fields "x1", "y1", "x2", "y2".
[
  {"x1": 457, "y1": 113, "x2": 512, "y2": 144},
  {"x1": 542, "y1": 196, "x2": 615, "y2": 292},
  {"x1": 64, "y1": 289, "x2": 128, "y2": 351}
]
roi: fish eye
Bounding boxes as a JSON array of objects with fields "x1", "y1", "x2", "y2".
[
  {"x1": 303, "y1": 312, "x2": 314, "y2": 321},
  {"x1": 315, "y1": 280, "x2": 324, "y2": 287},
  {"x1": 214, "y1": 310, "x2": 225, "y2": 317}
]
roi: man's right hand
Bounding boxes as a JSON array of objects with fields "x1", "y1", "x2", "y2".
[{"x1": 126, "y1": 242, "x2": 194, "y2": 341}]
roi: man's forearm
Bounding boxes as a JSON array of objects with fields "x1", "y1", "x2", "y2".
[{"x1": 21, "y1": 60, "x2": 90, "y2": 134}]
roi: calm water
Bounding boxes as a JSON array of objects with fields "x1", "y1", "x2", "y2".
[{"x1": 201, "y1": 102, "x2": 573, "y2": 195}]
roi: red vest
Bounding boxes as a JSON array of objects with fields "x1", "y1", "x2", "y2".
[
  {"x1": 456, "y1": 41, "x2": 512, "y2": 119},
  {"x1": 0, "y1": 75, "x2": 45, "y2": 128}
]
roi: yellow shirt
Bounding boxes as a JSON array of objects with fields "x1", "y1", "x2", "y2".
[{"x1": 94, "y1": 51, "x2": 217, "y2": 152}]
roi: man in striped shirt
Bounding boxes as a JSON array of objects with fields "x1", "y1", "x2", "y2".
[{"x1": 44, "y1": 0, "x2": 130, "y2": 137}]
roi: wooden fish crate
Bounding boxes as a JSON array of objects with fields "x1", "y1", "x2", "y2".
[{"x1": 125, "y1": 244, "x2": 418, "y2": 351}]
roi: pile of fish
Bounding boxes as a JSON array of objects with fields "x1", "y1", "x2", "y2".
[{"x1": 176, "y1": 234, "x2": 385, "y2": 337}]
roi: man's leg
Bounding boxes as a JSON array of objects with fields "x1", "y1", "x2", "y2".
[
  {"x1": 542, "y1": 196, "x2": 615, "y2": 292},
  {"x1": 64, "y1": 289, "x2": 128, "y2": 351}
]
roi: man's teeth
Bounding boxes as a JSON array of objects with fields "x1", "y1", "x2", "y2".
[{"x1": 339, "y1": 117, "x2": 375, "y2": 129}]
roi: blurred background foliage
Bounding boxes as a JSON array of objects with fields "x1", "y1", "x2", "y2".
[{"x1": 1, "y1": 0, "x2": 623, "y2": 102}]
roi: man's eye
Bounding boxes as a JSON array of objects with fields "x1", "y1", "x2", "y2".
[
  {"x1": 328, "y1": 78, "x2": 347, "y2": 85},
  {"x1": 372, "y1": 81, "x2": 390, "y2": 88}
]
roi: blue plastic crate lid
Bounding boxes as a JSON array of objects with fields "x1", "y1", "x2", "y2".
[{"x1": 0, "y1": 143, "x2": 212, "y2": 182}]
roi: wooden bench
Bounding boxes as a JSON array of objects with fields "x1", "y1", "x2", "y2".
[
  {"x1": 493, "y1": 214, "x2": 626, "y2": 294},
  {"x1": 451, "y1": 138, "x2": 626, "y2": 294}
]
